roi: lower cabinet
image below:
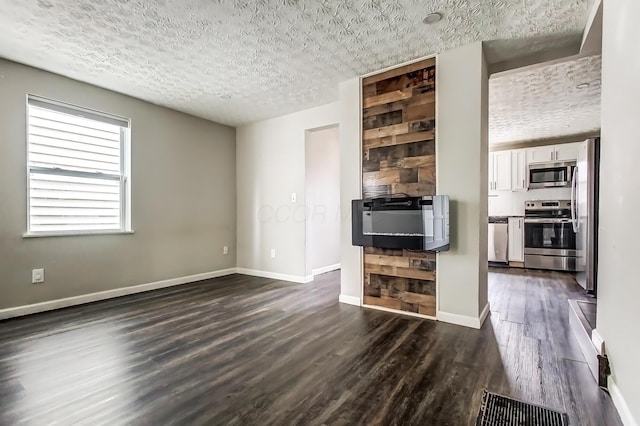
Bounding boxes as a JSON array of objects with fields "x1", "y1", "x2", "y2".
[{"x1": 508, "y1": 217, "x2": 524, "y2": 262}]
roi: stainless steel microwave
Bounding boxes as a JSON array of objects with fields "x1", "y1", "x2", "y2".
[{"x1": 528, "y1": 161, "x2": 576, "y2": 189}]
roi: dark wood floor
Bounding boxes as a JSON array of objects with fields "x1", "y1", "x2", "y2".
[{"x1": 0, "y1": 268, "x2": 622, "y2": 425}]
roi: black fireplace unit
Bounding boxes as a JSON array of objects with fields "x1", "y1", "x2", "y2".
[{"x1": 352, "y1": 195, "x2": 450, "y2": 252}]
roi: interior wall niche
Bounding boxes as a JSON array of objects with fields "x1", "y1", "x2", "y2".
[{"x1": 361, "y1": 58, "x2": 437, "y2": 317}]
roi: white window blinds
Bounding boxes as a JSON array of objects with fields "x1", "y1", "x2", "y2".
[{"x1": 27, "y1": 95, "x2": 130, "y2": 234}]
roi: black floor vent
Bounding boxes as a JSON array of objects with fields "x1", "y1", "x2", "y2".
[{"x1": 476, "y1": 390, "x2": 569, "y2": 426}]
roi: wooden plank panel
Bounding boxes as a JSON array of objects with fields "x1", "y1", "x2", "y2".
[
  {"x1": 419, "y1": 300, "x2": 437, "y2": 316},
  {"x1": 363, "y1": 295, "x2": 402, "y2": 310},
  {"x1": 364, "y1": 130, "x2": 435, "y2": 150},
  {"x1": 408, "y1": 119, "x2": 436, "y2": 133},
  {"x1": 392, "y1": 181, "x2": 436, "y2": 196},
  {"x1": 390, "y1": 290, "x2": 436, "y2": 305},
  {"x1": 364, "y1": 264, "x2": 436, "y2": 281},
  {"x1": 381, "y1": 154, "x2": 435, "y2": 170},
  {"x1": 363, "y1": 110, "x2": 403, "y2": 131},
  {"x1": 363, "y1": 102, "x2": 403, "y2": 118},
  {"x1": 405, "y1": 102, "x2": 436, "y2": 122},
  {"x1": 363, "y1": 122, "x2": 409, "y2": 140},
  {"x1": 362, "y1": 83, "x2": 377, "y2": 98},
  {"x1": 362, "y1": 58, "x2": 435, "y2": 85},
  {"x1": 361, "y1": 59, "x2": 437, "y2": 316},
  {"x1": 362, "y1": 89, "x2": 413, "y2": 109},
  {"x1": 409, "y1": 257, "x2": 437, "y2": 271},
  {"x1": 364, "y1": 254, "x2": 410, "y2": 268},
  {"x1": 363, "y1": 170, "x2": 401, "y2": 185},
  {"x1": 418, "y1": 165, "x2": 436, "y2": 181},
  {"x1": 364, "y1": 247, "x2": 404, "y2": 256},
  {"x1": 376, "y1": 70, "x2": 432, "y2": 96}
]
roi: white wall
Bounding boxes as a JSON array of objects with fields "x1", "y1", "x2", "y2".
[
  {"x1": 236, "y1": 103, "x2": 339, "y2": 281},
  {"x1": 0, "y1": 59, "x2": 236, "y2": 311},
  {"x1": 338, "y1": 78, "x2": 362, "y2": 304},
  {"x1": 436, "y1": 42, "x2": 490, "y2": 324},
  {"x1": 596, "y1": 0, "x2": 640, "y2": 423},
  {"x1": 489, "y1": 187, "x2": 571, "y2": 216},
  {"x1": 305, "y1": 126, "x2": 341, "y2": 275}
]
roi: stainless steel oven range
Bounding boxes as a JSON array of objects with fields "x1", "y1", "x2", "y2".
[{"x1": 524, "y1": 200, "x2": 578, "y2": 271}]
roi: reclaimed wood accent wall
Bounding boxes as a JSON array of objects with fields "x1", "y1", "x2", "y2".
[{"x1": 361, "y1": 58, "x2": 437, "y2": 317}]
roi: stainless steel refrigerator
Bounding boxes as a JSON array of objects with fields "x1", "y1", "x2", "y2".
[{"x1": 571, "y1": 138, "x2": 599, "y2": 293}]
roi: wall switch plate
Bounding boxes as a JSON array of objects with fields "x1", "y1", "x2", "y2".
[
  {"x1": 32, "y1": 268, "x2": 44, "y2": 284},
  {"x1": 290, "y1": 192, "x2": 297, "y2": 203},
  {"x1": 223, "y1": 246, "x2": 229, "y2": 255},
  {"x1": 270, "y1": 249, "x2": 276, "y2": 258}
]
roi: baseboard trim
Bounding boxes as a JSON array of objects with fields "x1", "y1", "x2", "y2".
[
  {"x1": 235, "y1": 268, "x2": 309, "y2": 284},
  {"x1": 479, "y1": 302, "x2": 491, "y2": 327},
  {"x1": 609, "y1": 377, "x2": 639, "y2": 426},
  {"x1": 592, "y1": 328, "x2": 605, "y2": 355},
  {"x1": 0, "y1": 268, "x2": 238, "y2": 320},
  {"x1": 363, "y1": 304, "x2": 436, "y2": 320},
  {"x1": 338, "y1": 294, "x2": 361, "y2": 306},
  {"x1": 312, "y1": 263, "x2": 341, "y2": 276},
  {"x1": 438, "y1": 303, "x2": 491, "y2": 329}
]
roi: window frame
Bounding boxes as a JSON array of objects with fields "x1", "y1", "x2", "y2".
[{"x1": 24, "y1": 94, "x2": 133, "y2": 238}]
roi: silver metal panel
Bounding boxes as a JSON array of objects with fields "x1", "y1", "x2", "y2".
[
  {"x1": 525, "y1": 254, "x2": 578, "y2": 271},
  {"x1": 525, "y1": 248, "x2": 578, "y2": 257},
  {"x1": 488, "y1": 223, "x2": 508, "y2": 263},
  {"x1": 575, "y1": 138, "x2": 598, "y2": 292}
]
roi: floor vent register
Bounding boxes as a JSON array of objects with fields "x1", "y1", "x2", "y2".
[{"x1": 476, "y1": 390, "x2": 569, "y2": 426}]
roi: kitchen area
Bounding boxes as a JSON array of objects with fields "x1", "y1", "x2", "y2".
[
  {"x1": 488, "y1": 138, "x2": 598, "y2": 293},
  {"x1": 488, "y1": 53, "x2": 603, "y2": 382}
]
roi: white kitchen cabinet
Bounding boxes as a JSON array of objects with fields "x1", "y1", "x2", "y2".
[
  {"x1": 526, "y1": 145, "x2": 555, "y2": 164},
  {"x1": 511, "y1": 149, "x2": 527, "y2": 191},
  {"x1": 508, "y1": 217, "x2": 524, "y2": 262},
  {"x1": 493, "y1": 150, "x2": 512, "y2": 191},
  {"x1": 554, "y1": 142, "x2": 582, "y2": 161}
]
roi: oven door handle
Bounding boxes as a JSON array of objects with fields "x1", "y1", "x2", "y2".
[{"x1": 524, "y1": 218, "x2": 573, "y2": 224}]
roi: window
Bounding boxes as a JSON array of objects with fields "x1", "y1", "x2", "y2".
[{"x1": 26, "y1": 95, "x2": 131, "y2": 236}]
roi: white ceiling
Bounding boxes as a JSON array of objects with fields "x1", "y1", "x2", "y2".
[
  {"x1": 0, "y1": 0, "x2": 592, "y2": 126},
  {"x1": 489, "y1": 54, "x2": 601, "y2": 145}
]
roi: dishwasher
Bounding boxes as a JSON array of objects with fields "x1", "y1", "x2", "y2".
[{"x1": 488, "y1": 217, "x2": 509, "y2": 263}]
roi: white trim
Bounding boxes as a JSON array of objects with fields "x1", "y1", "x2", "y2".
[
  {"x1": 361, "y1": 53, "x2": 437, "y2": 78},
  {"x1": 339, "y1": 294, "x2": 361, "y2": 306},
  {"x1": 312, "y1": 263, "x2": 341, "y2": 276},
  {"x1": 0, "y1": 268, "x2": 237, "y2": 320},
  {"x1": 592, "y1": 328, "x2": 605, "y2": 355},
  {"x1": 363, "y1": 304, "x2": 436, "y2": 321},
  {"x1": 235, "y1": 268, "x2": 309, "y2": 284},
  {"x1": 609, "y1": 377, "x2": 639, "y2": 426},
  {"x1": 437, "y1": 303, "x2": 491, "y2": 329},
  {"x1": 479, "y1": 302, "x2": 491, "y2": 327},
  {"x1": 24, "y1": 230, "x2": 135, "y2": 238}
]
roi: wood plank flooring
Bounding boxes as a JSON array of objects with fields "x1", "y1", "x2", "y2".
[{"x1": 0, "y1": 269, "x2": 622, "y2": 425}]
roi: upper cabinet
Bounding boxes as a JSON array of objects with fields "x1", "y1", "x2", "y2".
[
  {"x1": 526, "y1": 142, "x2": 583, "y2": 164},
  {"x1": 526, "y1": 145, "x2": 555, "y2": 163},
  {"x1": 553, "y1": 142, "x2": 582, "y2": 161},
  {"x1": 493, "y1": 151, "x2": 512, "y2": 191},
  {"x1": 511, "y1": 149, "x2": 527, "y2": 191},
  {"x1": 490, "y1": 142, "x2": 583, "y2": 193}
]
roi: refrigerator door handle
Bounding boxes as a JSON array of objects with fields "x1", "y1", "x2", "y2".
[{"x1": 570, "y1": 166, "x2": 578, "y2": 232}]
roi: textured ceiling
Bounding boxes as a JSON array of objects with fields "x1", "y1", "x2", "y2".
[
  {"x1": 0, "y1": 0, "x2": 591, "y2": 126},
  {"x1": 489, "y1": 54, "x2": 601, "y2": 145}
]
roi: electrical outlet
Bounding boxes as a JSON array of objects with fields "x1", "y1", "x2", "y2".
[
  {"x1": 32, "y1": 268, "x2": 44, "y2": 284},
  {"x1": 290, "y1": 192, "x2": 297, "y2": 203},
  {"x1": 270, "y1": 248, "x2": 276, "y2": 258},
  {"x1": 223, "y1": 246, "x2": 229, "y2": 255}
]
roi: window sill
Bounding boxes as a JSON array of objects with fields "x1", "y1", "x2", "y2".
[{"x1": 23, "y1": 230, "x2": 135, "y2": 239}]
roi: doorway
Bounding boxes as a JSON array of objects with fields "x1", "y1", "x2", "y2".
[{"x1": 305, "y1": 125, "x2": 341, "y2": 280}]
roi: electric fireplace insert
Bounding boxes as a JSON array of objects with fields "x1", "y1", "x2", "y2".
[{"x1": 352, "y1": 195, "x2": 450, "y2": 251}]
